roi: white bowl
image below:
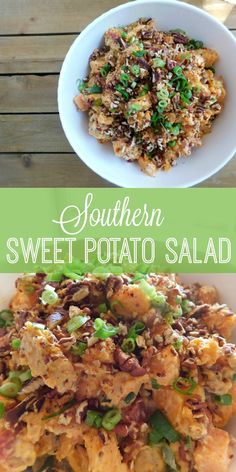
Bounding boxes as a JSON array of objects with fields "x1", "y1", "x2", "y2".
[
  {"x1": 58, "y1": 0, "x2": 236, "y2": 188},
  {"x1": 0, "y1": 273, "x2": 235, "y2": 469}
]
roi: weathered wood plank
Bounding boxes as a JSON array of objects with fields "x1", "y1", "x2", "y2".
[
  {"x1": 0, "y1": 76, "x2": 58, "y2": 113},
  {"x1": 1, "y1": 28, "x2": 235, "y2": 75},
  {"x1": 0, "y1": 35, "x2": 77, "y2": 74},
  {"x1": 0, "y1": 153, "x2": 111, "y2": 187},
  {"x1": 0, "y1": 151, "x2": 235, "y2": 187},
  {"x1": 0, "y1": 115, "x2": 71, "y2": 152},
  {"x1": 182, "y1": 0, "x2": 236, "y2": 27},
  {"x1": 198, "y1": 155, "x2": 236, "y2": 187},
  {"x1": 0, "y1": 0, "x2": 126, "y2": 34}
]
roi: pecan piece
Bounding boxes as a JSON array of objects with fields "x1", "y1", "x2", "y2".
[{"x1": 114, "y1": 348, "x2": 146, "y2": 376}]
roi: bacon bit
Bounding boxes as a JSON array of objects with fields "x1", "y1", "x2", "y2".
[
  {"x1": 0, "y1": 430, "x2": 15, "y2": 458},
  {"x1": 123, "y1": 398, "x2": 147, "y2": 423},
  {"x1": 114, "y1": 422, "x2": 129, "y2": 437},
  {"x1": 179, "y1": 439, "x2": 188, "y2": 461}
]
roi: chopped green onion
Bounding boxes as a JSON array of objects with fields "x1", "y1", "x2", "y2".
[
  {"x1": 102, "y1": 408, "x2": 121, "y2": 431},
  {"x1": 86, "y1": 84, "x2": 102, "y2": 94},
  {"x1": 173, "y1": 377, "x2": 197, "y2": 395},
  {"x1": 98, "y1": 303, "x2": 108, "y2": 314},
  {"x1": 157, "y1": 99, "x2": 169, "y2": 113},
  {"x1": 85, "y1": 410, "x2": 103, "y2": 428},
  {"x1": 41, "y1": 285, "x2": 58, "y2": 306},
  {"x1": 130, "y1": 273, "x2": 146, "y2": 284},
  {"x1": 214, "y1": 394, "x2": 232, "y2": 406},
  {"x1": 9, "y1": 369, "x2": 32, "y2": 384},
  {"x1": 151, "y1": 378, "x2": 161, "y2": 390},
  {"x1": 173, "y1": 306, "x2": 183, "y2": 318},
  {"x1": 180, "y1": 52, "x2": 191, "y2": 60},
  {"x1": 121, "y1": 31, "x2": 128, "y2": 40},
  {"x1": 170, "y1": 76, "x2": 188, "y2": 92},
  {"x1": 62, "y1": 270, "x2": 81, "y2": 281},
  {"x1": 164, "y1": 312, "x2": 174, "y2": 325},
  {"x1": 207, "y1": 66, "x2": 215, "y2": 74},
  {"x1": 18, "y1": 369, "x2": 32, "y2": 383},
  {"x1": 120, "y1": 73, "x2": 130, "y2": 87},
  {"x1": 0, "y1": 310, "x2": 13, "y2": 328},
  {"x1": 149, "y1": 410, "x2": 180, "y2": 444},
  {"x1": 139, "y1": 279, "x2": 167, "y2": 308},
  {"x1": 173, "y1": 337, "x2": 184, "y2": 351},
  {"x1": 181, "y1": 299, "x2": 194, "y2": 314},
  {"x1": 170, "y1": 29, "x2": 187, "y2": 35},
  {"x1": 0, "y1": 382, "x2": 20, "y2": 398},
  {"x1": 11, "y1": 339, "x2": 21, "y2": 350},
  {"x1": 131, "y1": 65, "x2": 140, "y2": 76},
  {"x1": 0, "y1": 402, "x2": 5, "y2": 419},
  {"x1": 153, "y1": 58, "x2": 166, "y2": 68},
  {"x1": 193, "y1": 85, "x2": 201, "y2": 95},
  {"x1": 163, "y1": 121, "x2": 173, "y2": 130},
  {"x1": 133, "y1": 50, "x2": 146, "y2": 57},
  {"x1": 100, "y1": 64, "x2": 111, "y2": 77},
  {"x1": 127, "y1": 321, "x2": 145, "y2": 340},
  {"x1": 121, "y1": 338, "x2": 136, "y2": 354},
  {"x1": 93, "y1": 98, "x2": 103, "y2": 107},
  {"x1": 171, "y1": 123, "x2": 181, "y2": 136},
  {"x1": 124, "y1": 392, "x2": 136, "y2": 404},
  {"x1": 115, "y1": 84, "x2": 130, "y2": 101},
  {"x1": 67, "y1": 315, "x2": 90, "y2": 334},
  {"x1": 31, "y1": 322, "x2": 45, "y2": 330},
  {"x1": 93, "y1": 318, "x2": 119, "y2": 340},
  {"x1": 71, "y1": 341, "x2": 87, "y2": 356},
  {"x1": 161, "y1": 443, "x2": 178, "y2": 471},
  {"x1": 77, "y1": 79, "x2": 87, "y2": 92},
  {"x1": 139, "y1": 84, "x2": 150, "y2": 97},
  {"x1": 173, "y1": 66, "x2": 183, "y2": 76},
  {"x1": 168, "y1": 140, "x2": 176, "y2": 148},
  {"x1": 46, "y1": 271, "x2": 64, "y2": 282},
  {"x1": 187, "y1": 39, "x2": 204, "y2": 50},
  {"x1": 131, "y1": 81, "x2": 137, "y2": 89},
  {"x1": 151, "y1": 111, "x2": 161, "y2": 128},
  {"x1": 43, "y1": 399, "x2": 77, "y2": 420},
  {"x1": 110, "y1": 300, "x2": 124, "y2": 311},
  {"x1": 157, "y1": 89, "x2": 169, "y2": 100},
  {"x1": 128, "y1": 103, "x2": 142, "y2": 114},
  {"x1": 181, "y1": 90, "x2": 192, "y2": 104}
]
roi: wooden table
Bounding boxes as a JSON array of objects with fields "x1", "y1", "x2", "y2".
[{"x1": 0, "y1": 0, "x2": 235, "y2": 187}]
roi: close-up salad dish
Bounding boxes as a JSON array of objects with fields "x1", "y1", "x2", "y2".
[
  {"x1": 74, "y1": 18, "x2": 225, "y2": 176},
  {"x1": 0, "y1": 270, "x2": 235, "y2": 471}
]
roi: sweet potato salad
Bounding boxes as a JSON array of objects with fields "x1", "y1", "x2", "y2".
[
  {"x1": 0, "y1": 271, "x2": 235, "y2": 472},
  {"x1": 74, "y1": 18, "x2": 225, "y2": 175}
]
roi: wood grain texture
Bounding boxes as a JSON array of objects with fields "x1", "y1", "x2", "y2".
[
  {"x1": 0, "y1": 153, "x2": 111, "y2": 187},
  {"x1": 0, "y1": 152, "x2": 235, "y2": 187},
  {"x1": 198, "y1": 155, "x2": 236, "y2": 187},
  {"x1": 182, "y1": 0, "x2": 236, "y2": 26},
  {"x1": 0, "y1": 76, "x2": 58, "y2": 112},
  {"x1": 0, "y1": 115, "x2": 71, "y2": 153},
  {"x1": 0, "y1": 0, "x2": 235, "y2": 188},
  {"x1": 0, "y1": 0, "x2": 126, "y2": 34},
  {"x1": 0, "y1": 0, "x2": 234, "y2": 34},
  {"x1": 1, "y1": 30, "x2": 235, "y2": 75},
  {"x1": 0, "y1": 35, "x2": 77, "y2": 74},
  {"x1": 2, "y1": 146, "x2": 235, "y2": 185}
]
